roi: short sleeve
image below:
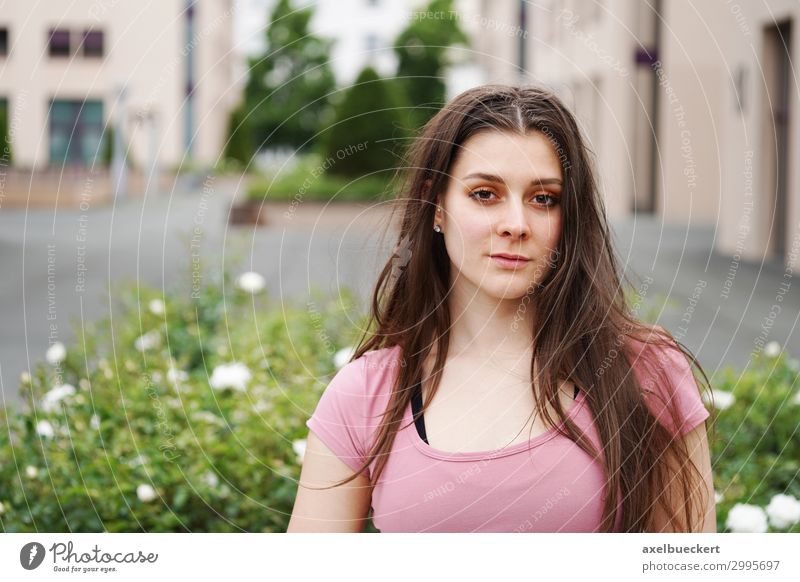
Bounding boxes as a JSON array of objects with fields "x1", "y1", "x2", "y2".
[
  {"x1": 305, "y1": 357, "x2": 369, "y2": 474},
  {"x1": 629, "y1": 340, "x2": 710, "y2": 438}
]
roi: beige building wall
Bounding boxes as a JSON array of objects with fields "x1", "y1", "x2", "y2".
[
  {"x1": 672, "y1": 0, "x2": 800, "y2": 270},
  {"x1": 0, "y1": 0, "x2": 236, "y2": 170},
  {"x1": 469, "y1": 0, "x2": 525, "y2": 85},
  {"x1": 656, "y1": 1, "x2": 723, "y2": 224}
]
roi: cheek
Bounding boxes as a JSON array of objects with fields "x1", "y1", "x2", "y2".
[
  {"x1": 446, "y1": 210, "x2": 491, "y2": 247},
  {"x1": 536, "y1": 213, "x2": 562, "y2": 247}
]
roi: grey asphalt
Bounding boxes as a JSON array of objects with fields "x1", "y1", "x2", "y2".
[{"x1": 1, "y1": 177, "x2": 797, "y2": 409}]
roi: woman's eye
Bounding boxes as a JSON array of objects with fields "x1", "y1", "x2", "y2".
[
  {"x1": 468, "y1": 189, "x2": 495, "y2": 202},
  {"x1": 533, "y1": 194, "x2": 560, "y2": 207}
]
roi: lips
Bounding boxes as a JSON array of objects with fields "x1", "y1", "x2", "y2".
[
  {"x1": 490, "y1": 254, "x2": 531, "y2": 269},
  {"x1": 490, "y1": 254, "x2": 530, "y2": 261}
]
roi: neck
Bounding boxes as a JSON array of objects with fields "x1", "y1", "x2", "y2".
[{"x1": 444, "y1": 284, "x2": 536, "y2": 359}]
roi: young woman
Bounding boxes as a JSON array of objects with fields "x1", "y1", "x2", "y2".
[{"x1": 288, "y1": 85, "x2": 716, "y2": 533}]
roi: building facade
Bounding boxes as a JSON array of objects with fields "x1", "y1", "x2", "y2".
[{"x1": 0, "y1": 0, "x2": 237, "y2": 172}]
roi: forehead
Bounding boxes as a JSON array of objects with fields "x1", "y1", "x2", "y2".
[{"x1": 450, "y1": 130, "x2": 564, "y2": 181}]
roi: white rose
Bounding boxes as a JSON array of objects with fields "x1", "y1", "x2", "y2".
[
  {"x1": 333, "y1": 346, "x2": 355, "y2": 369},
  {"x1": 41, "y1": 384, "x2": 76, "y2": 413},
  {"x1": 191, "y1": 411, "x2": 224, "y2": 426},
  {"x1": 167, "y1": 367, "x2": 189, "y2": 385},
  {"x1": 725, "y1": 503, "x2": 768, "y2": 533},
  {"x1": 25, "y1": 465, "x2": 38, "y2": 478},
  {"x1": 134, "y1": 330, "x2": 161, "y2": 352},
  {"x1": 45, "y1": 342, "x2": 66, "y2": 365},
  {"x1": 764, "y1": 341, "x2": 781, "y2": 358},
  {"x1": 36, "y1": 420, "x2": 55, "y2": 439},
  {"x1": 209, "y1": 362, "x2": 252, "y2": 392},
  {"x1": 202, "y1": 471, "x2": 219, "y2": 488},
  {"x1": 292, "y1": 439, "x2": 307, "y2": 465},
  {"x1": 148, "y1": 299, "x2": 165, "y2": 315},
  {"x1": 136, "y1": 484, "x2": 157, "y2": 503},
  {"x1": 129, "y1": 455, "x2": 147, "y2": 467},
  {"x1": 702, "y1": 389, "x2": 735, "y2": 411},
  {"x1": 766, "y1": 494, "x2": 800, "y2": 529},
  {"x1": 236, "y1": 271, "x2": 266, "y2": 294}
]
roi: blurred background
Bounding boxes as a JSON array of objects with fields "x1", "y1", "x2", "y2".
[{"x1": 0, "y1": 1, "x2": 797, "y2": 533}]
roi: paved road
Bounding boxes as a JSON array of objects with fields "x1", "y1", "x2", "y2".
[{"x1": 1, "y1": 178, "x2": 797, "y2": 408}]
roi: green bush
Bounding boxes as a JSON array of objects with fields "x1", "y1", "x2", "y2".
[
  {"x1": 0, "y1": 269, "x2": 364, "y2": 532},
  {"x1": 709, "y1": 349, "x2": 800, "y2": 532},
  {"x1": 246, "y1": 154, "x2": 395, "y2": 203}
]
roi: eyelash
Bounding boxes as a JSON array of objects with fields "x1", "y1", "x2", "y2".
[{"x1": 468, "y1": 188, "x2": 560, "y2": 207}]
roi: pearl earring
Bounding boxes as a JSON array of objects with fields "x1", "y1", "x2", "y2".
[{"x1": 434, "y1": 224, "x2": 442, "y2": 233}]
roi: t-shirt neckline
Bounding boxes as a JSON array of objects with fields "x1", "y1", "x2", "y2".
[{"x1": 405, "y1": 389, "x2": 587, "y2": 462}]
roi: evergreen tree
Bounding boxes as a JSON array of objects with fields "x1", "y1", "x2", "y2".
[
  {"x1": 0, "y1": 100, "x2": 11, "y2": 166},
  {"x1": 223, "y1": 104, "x2": 252, "y2": 167},
  {"x1": 322, "y1": 67, "x2": 411, "y2": 178},
  {"x1": 393, "y1": 0, "x2": 469, "y2": 129},
  {"x1": 243, "y1": 0, "x2": 336, "y2": 152}
]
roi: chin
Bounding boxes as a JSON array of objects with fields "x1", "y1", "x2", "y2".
[{"x1": 483, "y1": 284, "x2": 535, "y2": 301}]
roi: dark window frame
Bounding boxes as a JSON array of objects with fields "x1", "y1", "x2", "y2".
[
  {"x1": 48, "y1": 28, "x2": 71, "y2": 57},
  {"x1": 0, "y1": 27, "x2": 8, "y2": 56},
  {"x1": 82, "y1": 29, "x2": 104, "y2": 57}
]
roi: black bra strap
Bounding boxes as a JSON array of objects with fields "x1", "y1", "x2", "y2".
[
  {"x1": 411, "y1": 382, "x2": 579, "y2": 446},
  {"x1": 411, "y1": 382, "x2": 429, "y2": 444}
]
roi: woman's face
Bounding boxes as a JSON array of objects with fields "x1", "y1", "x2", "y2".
[{"x1": 435, "y1": 129, "x2": 564, "y2": 303}]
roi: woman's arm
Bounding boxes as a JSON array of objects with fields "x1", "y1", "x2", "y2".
[
  {"x1": 652, "y1": 423, "x2": 717, "y2": 532},
  {"x1": 287, "y1": 430, "x2": 373, "y2": 532}
]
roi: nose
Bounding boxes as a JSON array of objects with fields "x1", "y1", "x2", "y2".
[{"x1": 497, "y1": 197, "x2": 531, "y2": 240}]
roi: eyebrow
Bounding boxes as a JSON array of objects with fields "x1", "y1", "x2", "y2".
[{"x1": 460, "y1": 172, "x2": 563, "y2": 187}]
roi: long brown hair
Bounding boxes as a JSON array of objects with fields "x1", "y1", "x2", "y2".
[{"x1": 329, "y1": 84, "x2": 712, "y2": 532}]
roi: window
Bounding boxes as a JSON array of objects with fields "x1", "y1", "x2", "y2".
[
  {"x1": 48, "y1": 29, "x2": 71, "y2": 56},
  {"x1": 82, "y1": 30, "x2": 104, "y2": 57},
  {"x1": 49, "y1": 100, "x2": 105, "y2": 166},
  {"x1": 0, "y1": 28, "x2": 8, "y2": 56}
]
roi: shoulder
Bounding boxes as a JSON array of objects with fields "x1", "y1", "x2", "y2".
[
  {"x1": 324, "y1": 345, "x2": 403, "y2": 406},
  {"x1": 624, "y1": 327, "x2": 709, "y2": 436},
  {"x1": 624, "y1": 327, "x2": 693, "y2": 391}
]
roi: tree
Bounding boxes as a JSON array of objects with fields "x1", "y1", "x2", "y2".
[
  {"x1": 322, "y1": 67, "x2": 411, "y2": 178},
  {"x1": 393, "y1": 0, "x2": 469, "y2": 129},
  {"x1": 0, "y1": 100, "x2": 11, "y2": 166},
  {"x1": 223, "y1": 104, "x2": 252, "y2": 167},
  {"x1": 242, "y1": 0, "x2": 336, "y2": 153}
]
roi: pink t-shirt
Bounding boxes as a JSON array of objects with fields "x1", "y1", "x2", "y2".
[{"x1": 305, "y1": 340, "x2": 709, "y2": 532}]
